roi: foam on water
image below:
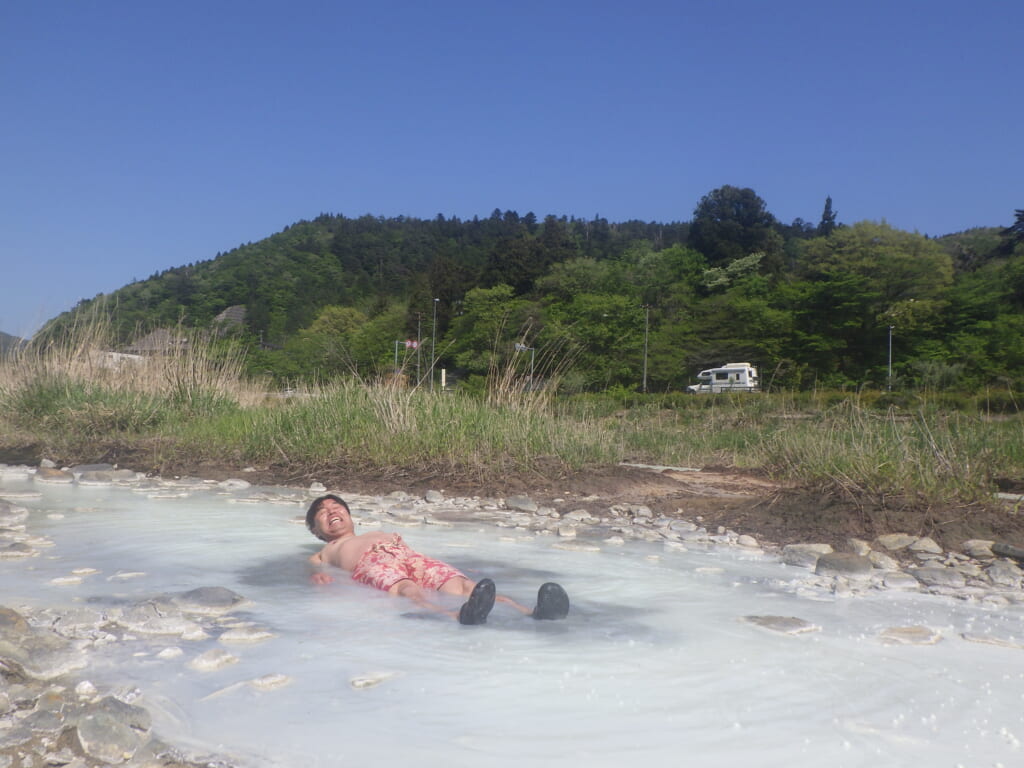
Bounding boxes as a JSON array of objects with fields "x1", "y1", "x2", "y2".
[{"x1": 2, "y1": 478, "x2": 1023, "y2": 767}]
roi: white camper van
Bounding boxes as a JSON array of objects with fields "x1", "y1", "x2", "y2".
[{"x1": 686, "y1": 362, "x2": 760, "y2": 393}]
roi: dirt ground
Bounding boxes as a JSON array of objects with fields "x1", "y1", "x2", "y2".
[{"x1": 132, "y1": 453, "x2": 1024, "y2": 554}]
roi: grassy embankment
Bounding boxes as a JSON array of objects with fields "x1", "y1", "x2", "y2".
[{"x1": 1, "y1": 319, "x2": 1022, "y2": 513}]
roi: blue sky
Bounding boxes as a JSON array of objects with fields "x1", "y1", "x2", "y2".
[{"x1": 2, "y1": 0, "x2": 1021, "y2": 337}]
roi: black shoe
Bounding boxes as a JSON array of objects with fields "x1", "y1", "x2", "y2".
[
  {"x1": 458, "y1": 578, "x2": 496, "y2": 625},
  {"x1": 532, "y1": 582, "x2": 569, "y2": 620}
]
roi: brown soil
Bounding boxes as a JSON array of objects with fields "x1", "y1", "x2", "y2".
[{"x1": 3, "y1": 442, "x2": 1022, "y2": 554}]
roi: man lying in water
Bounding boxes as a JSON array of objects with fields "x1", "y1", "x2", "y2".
[{"x1": 305, "y1": 494, "x2": 570, "y2": 625}]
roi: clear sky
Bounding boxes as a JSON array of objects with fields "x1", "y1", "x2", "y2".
[{"x1": 2, "y1": 0, "x2": 1021, "y2": 337}]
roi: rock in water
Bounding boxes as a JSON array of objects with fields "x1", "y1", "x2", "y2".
[{"x1": 741, "y1": 615, "x2": 821, "y2": 635}]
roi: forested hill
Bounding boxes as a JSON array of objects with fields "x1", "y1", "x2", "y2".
[
  {"x1": 46, "y1": 189, "x2": 1024, "y2": 392},
  {"x1": 82, "y1": 210, "x2": 690, "y2": 341}
]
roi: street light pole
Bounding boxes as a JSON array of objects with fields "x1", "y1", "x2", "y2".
[
  {"x1": 514, "y1": 343, "x2": 535, "y2": 390},
  {"x1": 431, "y1": 298, "x2": 439, "y2": 393},
  {"x1": 887, "y1": 325, "x2": 894, "y2": 391},
  {"x1": 416, "y1": 313, "x2": 422, "y2": 386},
  {"x1": 642, "y1": 304, "x2": 650, "y2": 394}
]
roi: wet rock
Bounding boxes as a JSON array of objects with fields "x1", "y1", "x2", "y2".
[
  {"x1": 552, "y1": 541, "x2": 601, "y2": 552},
  {"x1": 910, "y1": 566, "x2": 966, "y2": 589},
  {"x1": 782, "y1": 543, "x2": 833, "y2": 569},
  {"x1": 218, "y1": 626, "x2": 275, "y2": 644},
  {"x1": 349, "y1": 671, "x2": 400, "y2": 689},
  {"x1": 424, "y1": 490, "x2": 444, "y2": 503},
  {"x1": 0, "y1": 501, "x2": 28, "y2": 526},
  {"x1": 70, "y1": 463, "x2": 115, "y2": 474},
  {"x1": 188, "y1": 648, "x2": 239, "y2": 672},
  {"x1": 0, "y1": 606, "x2": 87, "y2": 681},
  {"x1": 875, "y1": 533, "x2": 917, "y2": 551},
  {"x1": 741, "y1": 615, "x2": 820, "y2": 635},
  {"x1": 116, "y1": 601, "x2": 205, "y2": 637},
  {"x1": 77, "y1": 471, "x2": 116, "y2": 485},
  {"x1": 249, "y1": 673, "x2": 292, "y2": 691},
  {"x1": 736, "y1": 534, "x2": 759, "y2": 549},
  {"x1": 563, "y1": 509, "x2": 598, "y2": 524},
  {"x1": 815, "y1": 552, "x2": 873, "y2": 579},
  {"x1": 0, "y1": 541, "x2": 37, "y2": 559},
  {"x1": 170, "y1": 586, "x2": 250, "y2": 615},
  {"x1": 670, "y1": 519, "x2": 698, "y2": 533},
  {"x1": 961, "y1": 633, "x2": 1024, "y2": 649},
  {"x1": 70, "y1": 697, "x2": 151, "y2": 765},
  {"x1": 34, "y1": 467, "x2": 74, "y2": 484},
  {"x1": 878, "y1": 625, "x2": 942, "y2": 645},
  {"x1": 217, "y1": 478, "x2": 251, "y2": 490}
]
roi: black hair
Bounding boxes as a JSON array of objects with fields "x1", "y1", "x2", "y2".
[{"x1": 305, "y1": 494, "x2": 350, "y2": 541}]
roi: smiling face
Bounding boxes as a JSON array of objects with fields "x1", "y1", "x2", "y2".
[{"x1": 307, "y1": 495, "x2": 354, "y2": 542}]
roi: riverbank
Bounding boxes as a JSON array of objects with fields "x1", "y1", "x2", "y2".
[{"x1": 3, "y1": 461, "x2": 1024, "y2": 767}]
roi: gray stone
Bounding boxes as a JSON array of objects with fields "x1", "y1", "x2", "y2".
[
  {"x1": 782, "y1": 543, "x2": 833, "y2": 569},
  {"x1": 0, "y1": 606, "x2": 87, "y2": 681},
  {"x1": 846, "y1": 538, "x2": 872, "y2": 556},
  {"x1": 882, "y1": 572, "x2": 921, "y2": 590},
  {"x1": 868, "y1": 550, "x2": 901, "y2": 570},
  {"x1": 506, "y1": 495, "x2": 538, "y2": 513},
  {"x1": 909, "y1": 536, "x2": 943, "y2": 554},
  {"x1": 563, "y1": 510, "x2": 597, "y2": 524},
  {"x1": 815, "y1": 552, "x2": 873, "y2": 579},
  {"x1": 117, "y1": 602, "x2": 204, "y2": 637},
  {"x1": 986, "y1": 559, "x2": 1023, "y2": 588},
  {"x1": 424, "y1": 490, "x2": 444, "y2": 503},
  {"x1": 910, "y1": 566, "x2": 966, "y2": 589},
  {"x1": 170, "y1": 586, "x2": 250, "y2": 615},
  {"x1": 70, "y1": 463, "x2": 115, "y2": 473},
  {"x1": 72, "y1": 709, "x2": 143, "y2": 764},
  {"x1": 875, "y1": 533, "x2": 918, "y2": 551}
]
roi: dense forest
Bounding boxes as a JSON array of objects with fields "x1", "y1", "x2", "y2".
[{"x1": 47, "y1": 186, "x2": 1024, "y2": 393}]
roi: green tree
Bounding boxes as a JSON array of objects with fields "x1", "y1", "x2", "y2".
[
  {"x1": 817, "y1": 195, "x2": 838, "y2": 236},
  {"x1": 689, "y1": 185, "x2": 784, "y2": 272},
  {"x1": 444, "y1": 285, "x2": 533, "y2": 378},
  {"x1": 790, "y1": 221, "x2": 954, "y2": 384}
]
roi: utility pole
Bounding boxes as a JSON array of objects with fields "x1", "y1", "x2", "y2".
[
  {"x1": 887, "y1": 325, "x2": 894, "y2": 391},
  {"x1": 416, "y1": 313, "x2": 422, "y2": 386},
  {"x1": 642, "y1": 304, "x2": 651, "y2": 393},
  {"x1": 431, "y1": 298, "x2": 439, "y2": 392}
]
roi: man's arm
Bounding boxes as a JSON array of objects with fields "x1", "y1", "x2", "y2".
[{"x1": 308, "y1": 549, "x2": 334, "y2": 585}]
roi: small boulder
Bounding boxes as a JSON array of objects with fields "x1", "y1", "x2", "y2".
[
  {"x1": 815, "y1": 552, "x2": 873, "y2": 579},
  {"x1": 875, "y1": 533, "x2": 918, "y2": 551},
  {"x1": 909, "y1": 566, "x2": 966, "y2": 589},
  {"x1": 782, "y1": 543, "x2": 833, "y2": 569},
  {"x1": 961, "y1": 539, "x2": 995, "y2": 559}
]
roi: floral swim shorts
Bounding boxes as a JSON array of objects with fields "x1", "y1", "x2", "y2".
[{"x1": 351, "y1": 534, "x2": 466, "y2": 592}]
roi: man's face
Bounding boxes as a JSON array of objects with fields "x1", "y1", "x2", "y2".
[{"x1": 314, "y1": 498, "x2": 353, "y2": 540}]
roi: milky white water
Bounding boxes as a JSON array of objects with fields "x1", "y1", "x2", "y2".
[{"x1": 2, "y1": 475, "x2": 1023, "y2": 768}]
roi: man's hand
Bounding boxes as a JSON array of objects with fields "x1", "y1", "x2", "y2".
[{"x1": 310, "y1": 571, "x2": 334, "y2": 585}]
